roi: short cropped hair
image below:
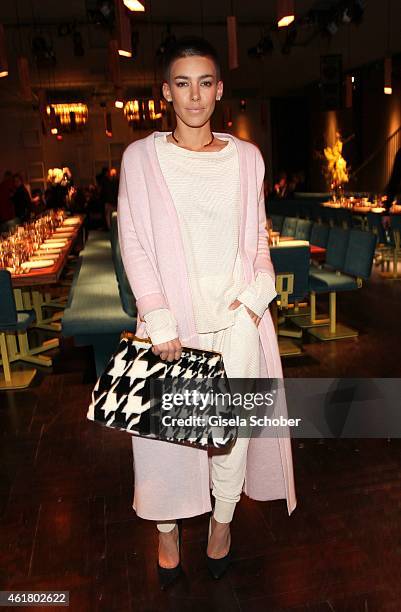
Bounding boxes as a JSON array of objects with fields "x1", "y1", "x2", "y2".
[{"x1": 162, "y1": 36, "x2": 221, "y2": 82}]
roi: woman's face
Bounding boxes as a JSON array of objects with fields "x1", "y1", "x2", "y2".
[{"x1": 162, "y1": 55, "x2": 223, "y2": 128}]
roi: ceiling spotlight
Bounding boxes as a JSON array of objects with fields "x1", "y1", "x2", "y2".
[
  {"x1": 98, "y1": 0, "x2": 114, "y2": 19},
  {"x1": 348, "y1": 0, "x2": 365, "y2": 24},
  {"x1": 326, "y1": 20, "x2": 338, "y2": 35},
  {"x1": 341, "y1": 0, "x2": 365, "y2": 25},
  {"x1": 123, "y1": 0, "x2": 145, "y2": 10},
  {"x1": 88, "y1": 0, "x2": 115, "y2": 28},
  {"x1": 342, "y1": 10, "x2": 351, "y2": 23}
]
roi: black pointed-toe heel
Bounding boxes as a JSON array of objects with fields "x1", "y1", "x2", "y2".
[
  {"x1": 206, "y1": 550, "x2": 231, "y2": 580},
  {"x1": 157, "y1": 520, "x2": 182, "y2": 590},
  {"x1": 206, "y1": 517, "x2": 231, "y2": 580}
]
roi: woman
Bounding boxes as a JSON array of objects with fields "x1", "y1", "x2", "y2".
[{"x1": 118, "y1": 36, "x2": 297, "y2": 587}]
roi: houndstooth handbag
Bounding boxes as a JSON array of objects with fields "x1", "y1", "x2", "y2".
[{"x1": 87, "y1": 331, "x2": 237, "y2": 449}]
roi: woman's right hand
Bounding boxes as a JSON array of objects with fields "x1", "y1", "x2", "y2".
[{"x1": 152, "y1": 338, "x2": 182, "y2": 362}]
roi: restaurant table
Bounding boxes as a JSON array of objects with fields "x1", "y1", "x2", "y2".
[
  {"x1": 276, "y1": 239, "x2": 310, "y2": 247},
  {"x1": 322, "y1": 201, "x2": 386, "y2": 213},
  {"x1": 6, "y1": 215, "x2": 85, "y2": 367}
]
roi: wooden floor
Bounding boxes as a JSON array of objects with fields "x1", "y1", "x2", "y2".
[{"x1": 1, "y1": 265, "x2": 401, "y2": 611}]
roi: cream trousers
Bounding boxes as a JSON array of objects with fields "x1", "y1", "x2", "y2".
[{"x1": 157, "y1": 303, "x2": 260, "y2": 532}]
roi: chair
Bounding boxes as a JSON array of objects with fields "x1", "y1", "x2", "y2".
[
  {"x1": 366, "y1": 211, "x2": 394, "y2": 272},
  {"x1": 382, "y1": 215, "x2": 401, "y2": 280},
  {"x1": 307, "y1": 230, "x2": 377, "y2": 341},
  {"x1": 62, "y1": 230, "x2": 137, "y2": 377},
  {"x1": 366, "y1": 211, "x2": 387, "y2": 244},
  {"x1": 110, "y1": 212, "x2": 136, "y2": 317},
  {"x1": 335, "y1": 208, "x2": 353, "y2": 229},
  {"x1": 290, "y1": 227, "x2": 350, "y2": 329},
  {"x1": 272, "y1": 273, "x2": 302, "y2": 357},
  {"x1": 0, "y1": 270, "x2": 37, "y2": 389},
  {"x1": 310, "y1": 223, "x2": 329, "y2": 263},
  {"x1": 280, "y1": 217, "x2": 298, "y2": 238},
  {"x1": 294, "y1": 219, "x2": 312, "y2": 241},
  {"x1": 323, "y1": 226, "x2": 350, "y2": 271},
  {"x1": 270, "y1": 244, "x2": 310, "y2": 355},
  {"x1": 270, "y1": 214, "x2": 284, "y2": 233},
  {"x1": 322, "y1": 207, "x2": 337, "y2": 227},
  {"x1": 271, "y1": 244, "x2": 310, "y2": 307},
  {"x1": 295, "y1": 194, "x2": 329, "y2": 222}
]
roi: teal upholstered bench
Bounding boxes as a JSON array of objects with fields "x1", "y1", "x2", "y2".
[{"x1": 62, "y1": 230, "x2": 137, "y2": 376}]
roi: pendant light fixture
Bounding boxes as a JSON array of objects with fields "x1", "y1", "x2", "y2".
[
  {"x1": 116, "y1": 0, "x2": 132, "y2": 57},
  {"x1": 105, "y1": 111, "x2": 113, "y2": 137},
  {"x1": 115, "y1": 87, "x2": 124, "y2": 108},
  {"x1": 115, "y1": 99, "x2": 124, "y2": 109},
  {"x1": 123, "y1": 0, "x2": 144, "y2": 10},
  {"x1": 49, "y1": 106, "x2": 58, "y2": 135},
  {"x1": 227, "y1": 15, "x2": 239, "y2": 70},
  {"x1": 108, "y1": 39, "x2": 122, "y2": 86},
  {"x1": 277, "y1": 0, "x2": 295, "y2": 28},
  {"x1": 384, "y1": 0, "x2": 392, "y2": 95},
  {"x1": 0, "y1": 24, "x2": 8, "y2": 77},
  {"x1": 384, "y1": 57, "x2": 392, "y2": 95}
]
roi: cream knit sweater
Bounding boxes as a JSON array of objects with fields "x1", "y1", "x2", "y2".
[{"x1": 144, "y1": 133, "x2": 277, "y2": 345}]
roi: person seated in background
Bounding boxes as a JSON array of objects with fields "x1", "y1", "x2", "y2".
[
  {"x1": 66, "y1": 186, "x2": 86, "y2": 214},
  {"x1": 290, "y1": 170, "x2": 306, "y2": 195},
  {"x1": 87, "y1": 182, "x2": 106, "y2": 230},
  {"x1": 31, "y1": 189, "x2": 47, "y2": 216},
  {"x1": 11, "y1": 173, "x2": 31, "y2": 222},
  {"x1": 104, "y1": 168, "x2": 119, "y2": 230},
  {"x1": 273, "y1": 171, "x2": 288, "y2": 199}
]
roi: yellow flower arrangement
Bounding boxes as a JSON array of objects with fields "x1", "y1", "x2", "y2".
[
  {"x1": 47, "y1": 167, "x2": 72, "y2": 187},
  {"x1": 323, "y1": 133, "x2": 349, "y2": 189}
]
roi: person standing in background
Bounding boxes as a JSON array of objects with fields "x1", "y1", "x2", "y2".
[
  {"x1": 0, "y1": 171, "x2": 16, "y2": 226},
  {"x1": 12, "y1": 174, "x2": 31, "y2": 222}
]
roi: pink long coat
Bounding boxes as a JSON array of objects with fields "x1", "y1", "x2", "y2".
[{"x1": 117, "y1": 130, "x2": 297, "y2": 520}]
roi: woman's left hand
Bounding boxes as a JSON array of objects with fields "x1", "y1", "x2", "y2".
[{"x1": 228, "y1": 299, "x2": 261, "y2": 328}]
